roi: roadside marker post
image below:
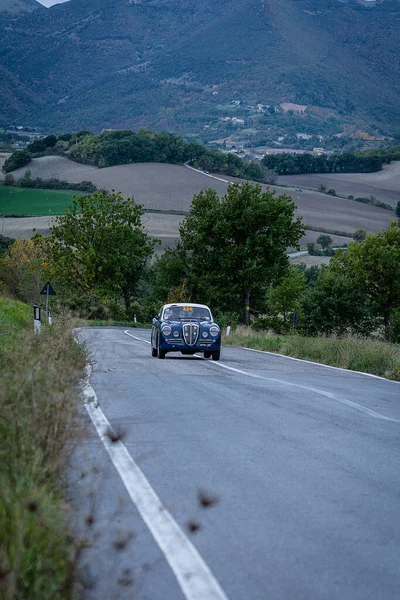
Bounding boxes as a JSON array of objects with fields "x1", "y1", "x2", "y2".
[
  {"x1": 226, "y1": 321, "x2": 231, "y2": 337},
  {"x1": 33, "y1": 305, "x2": 41, "y2": 334},
  {"x1": 40, "y1": 282, "x2": 56, "y2": 323}
]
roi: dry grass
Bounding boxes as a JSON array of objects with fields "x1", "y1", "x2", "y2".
[
  {"x1": 224, "y1": 326, "x2": 400, "y2": 381},
  {"x1": 0, "y1": 302, "x2": 87, "y2": 600}
]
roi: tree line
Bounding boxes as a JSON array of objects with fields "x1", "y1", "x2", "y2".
[
  {"x1": 4, "y1": 169, "x2": 96, "y2": 193},
  {"x1": 261, "y1": 151, "x2": 385, "y2": 175},
  {"x1": 0, "y1": 184, "x2": 399, "y2": 342},
  {"x1": 3, "y1": 129, "x2": 272, "y2": 184}
]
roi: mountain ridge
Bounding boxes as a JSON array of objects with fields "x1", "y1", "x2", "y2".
[{"x1": 1, "y1": 0, "x2": 400, "y2": 138}]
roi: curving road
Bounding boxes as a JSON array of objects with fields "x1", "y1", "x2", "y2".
[{"x1": 74, "y1": 327, "x2": 400, "y2": 600}]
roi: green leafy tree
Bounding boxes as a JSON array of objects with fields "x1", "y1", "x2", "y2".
[
  {"x1": 353, "y1": 229, "x2": 367, "y2": 242},
  {"x1": 40, "y1": 191, "x2": 156, "y2": 312},
  {"x1": 331, "y1": 221, "x2": 400, "y2": 339},
  {"x1": 4, "y1": 174, "x2": 14, "y2": 187},
  {"x1": 0, "y1": 238, "x2": 45, "y2": 303},
  {"x1": 178, "y1": 182, "x2": 304, "y2": 322},
  {"x1": 316, "y1": 234, "x2": 333, "y2": 250},
  {"x1": 0, "y1": 234, "x2": 15, "y2": 258},
  {"x1": 268, "y1": 268, "x2": 305, "y2": 324},
  {"x1": 3, "y1": 150, "x2": 31, "y2": 173},
  {"x1": 301, "y1": 267, "x2": 374, "y2": 336}
]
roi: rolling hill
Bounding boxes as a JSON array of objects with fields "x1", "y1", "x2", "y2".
[
  {"x1": 279, "y1": 161, "x2": 400, "y2": 207},
  {"x1": 1, "y1": 0, "x2": 400, "y2": 137},
  {"x1": 5, "y1": 157, "x2": 394, "y2": 245}
]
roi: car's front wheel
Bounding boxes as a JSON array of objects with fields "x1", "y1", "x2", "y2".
[
  {"x1": 212, "y1": 349, "x2": 221, "y2": 361},
  {"x1": 157, "y1": 343, "x2": 166, "y2": 359},
  {"x1": 151, "y1": 332, "x2": 157, "y2": 356}
]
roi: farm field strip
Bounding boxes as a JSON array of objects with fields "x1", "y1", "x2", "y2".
[
  {"x1": 279, "y1": 162, "x2": 400, "y2": 207},
  {"x1": 9, "y1": 156, "x2": 394, "y2": 235},
  {"x1": 0, "y1": 186, "x2": 84, "y2": 216}
]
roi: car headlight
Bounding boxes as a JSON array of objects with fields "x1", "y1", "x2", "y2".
[
  {"x1": 161, "y1": 325, "x2": 172, "y2": 336},
  {"x1": 202, "y1": 331, "x2": 209, "y2": 338},
  {"x1": 173, "y1": 330, "x2": 179, "y2": 338},
  {"x1": 209, "y1": 326, "x2": 220, "y2": 337}
]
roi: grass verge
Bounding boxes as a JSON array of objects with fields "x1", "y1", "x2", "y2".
[
  {"x1": 223, "y1": 326, "x2": 400, "y2": 381},
  {"x1": 0, "y1": 298, "x2": 87, "y2": 599}
]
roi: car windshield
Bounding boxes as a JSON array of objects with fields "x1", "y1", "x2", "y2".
[{"x1": 162, "y1": 305, "x2": 212, "y2": 321}]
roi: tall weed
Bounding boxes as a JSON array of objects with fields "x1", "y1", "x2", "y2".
[
  {"x1": 224, "y1": 328, "x2": 400, "y2": 381},
  {"x1": 0, "y1": 307, "x2": 87, "y2": 600}
]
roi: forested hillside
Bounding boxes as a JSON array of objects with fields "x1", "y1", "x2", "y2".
[{"x1": 1, "y1": 0, "x2": 400, "y2": 137}]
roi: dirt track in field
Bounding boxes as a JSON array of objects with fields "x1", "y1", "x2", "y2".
[
  {"x1": 8, "y1": 156, "x2": 394, "y2": 240},
  {"x1": 279, "y1": 161, "x2": 400, "y2": 207}
]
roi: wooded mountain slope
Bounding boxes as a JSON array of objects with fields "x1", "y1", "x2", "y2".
[{"x1": 1, "y1": 0, "x2": 400, "y2": 134}]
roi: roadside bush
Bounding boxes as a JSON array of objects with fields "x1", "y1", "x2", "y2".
[
  {"x1": 252, "y1": 315, "x2": 292, "y2": 334},
  {"x1": 0, "y1": 302, "x2": 87, "y2": 599},
  {"x1": 214, "y1": 312, "x2": 240, "y2": 329},
  {"x1": 223, "y1": 327, "x2": 400, "y2": 380}
]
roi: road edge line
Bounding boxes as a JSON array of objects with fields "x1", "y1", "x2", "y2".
[
  {"x1": 81, "y1": 365, "x2": 229, "y2": 600},
  {"x1": 235, "y1": 346, "x2": 400, "y2": 384}
]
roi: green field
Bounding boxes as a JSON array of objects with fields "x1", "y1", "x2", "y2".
[{"x1": 0, "y1": 186, "x2": 83, "y2": 215}]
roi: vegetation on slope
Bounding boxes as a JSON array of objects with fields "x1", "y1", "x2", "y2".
[
  {"x1": 223, "y1": 327, "x2": 400, "y2": 381},
  {"x1": 4, "y1": 129, "x2": 273, "y2": 183},
  {"x1": 2, "y1": 0, "x2": 400, "y2": 136},
  {"x1": 0, "y1": 298, "x2": 87, "y2": 599}
]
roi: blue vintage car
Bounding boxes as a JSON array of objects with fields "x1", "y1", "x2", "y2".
[{"x1": 151, "y1": 303, "x2": 221, "y2": 360}]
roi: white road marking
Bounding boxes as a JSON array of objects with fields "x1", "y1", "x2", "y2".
[
  {"x1": 82, "y1": 367, "x2": 229, "y2": 600},
  {"x1": 122, "y1": 330, "x2": 400, "y2": 423},
  {"x1": 238, "y1": 346, "x2": 400, "y2": 384},
  {"x1": 124, "y1": 330, "x2": 151, "y2": 344},
  {"x1": 205, "y1": 361, "x2": 400, "y2": 423}
]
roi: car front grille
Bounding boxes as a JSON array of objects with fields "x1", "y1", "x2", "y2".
[{"x1": 182, "y1": 323, "x2": 199, "y2": 346}]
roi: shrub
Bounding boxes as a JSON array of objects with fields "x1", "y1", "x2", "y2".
[
  {"x1": 0, "y1": 302, "x2": 87, "y2": 599},
  {"x1": 3, "y1": 150, "x2": 31, "y2": 173}
]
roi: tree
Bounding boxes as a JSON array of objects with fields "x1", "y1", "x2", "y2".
[
  {"x1": 0, "y1": 234, "x2": 15, "y2": 258},
  {"x1": 0, "y1": 238, "x2": 45, "y2": 303},
  {"x1": 268, "y1": 268, "x2": 305, "y2": 324},
  {"x1": 331, "y1": 221, "x2": 400, "y2": 340},
  {"x1": 301, "y1": 267, "x2": 374, "y2": 336},
  {"x1": 39, "y1": 191, "x2": 156, "y2": 312},
  {"x1": 4, "y1": 173, "x2": 14, "y2": 187},
  {"x1": 178, "y1": 182, "x2": 304, "y2": 322},
  {"x1": 316, "y1": 234, "x2": 333, "y2": 250},
  {"x1": 3, "y1": 150, "x2": 31, "y2": 173},
  {"x1": 353, "y1": 229, "x2": 367, "y2": 242}
]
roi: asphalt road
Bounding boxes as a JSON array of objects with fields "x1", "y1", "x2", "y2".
[{"x1": 74, "y1": 327, "x2": 400, "y2": 600}]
